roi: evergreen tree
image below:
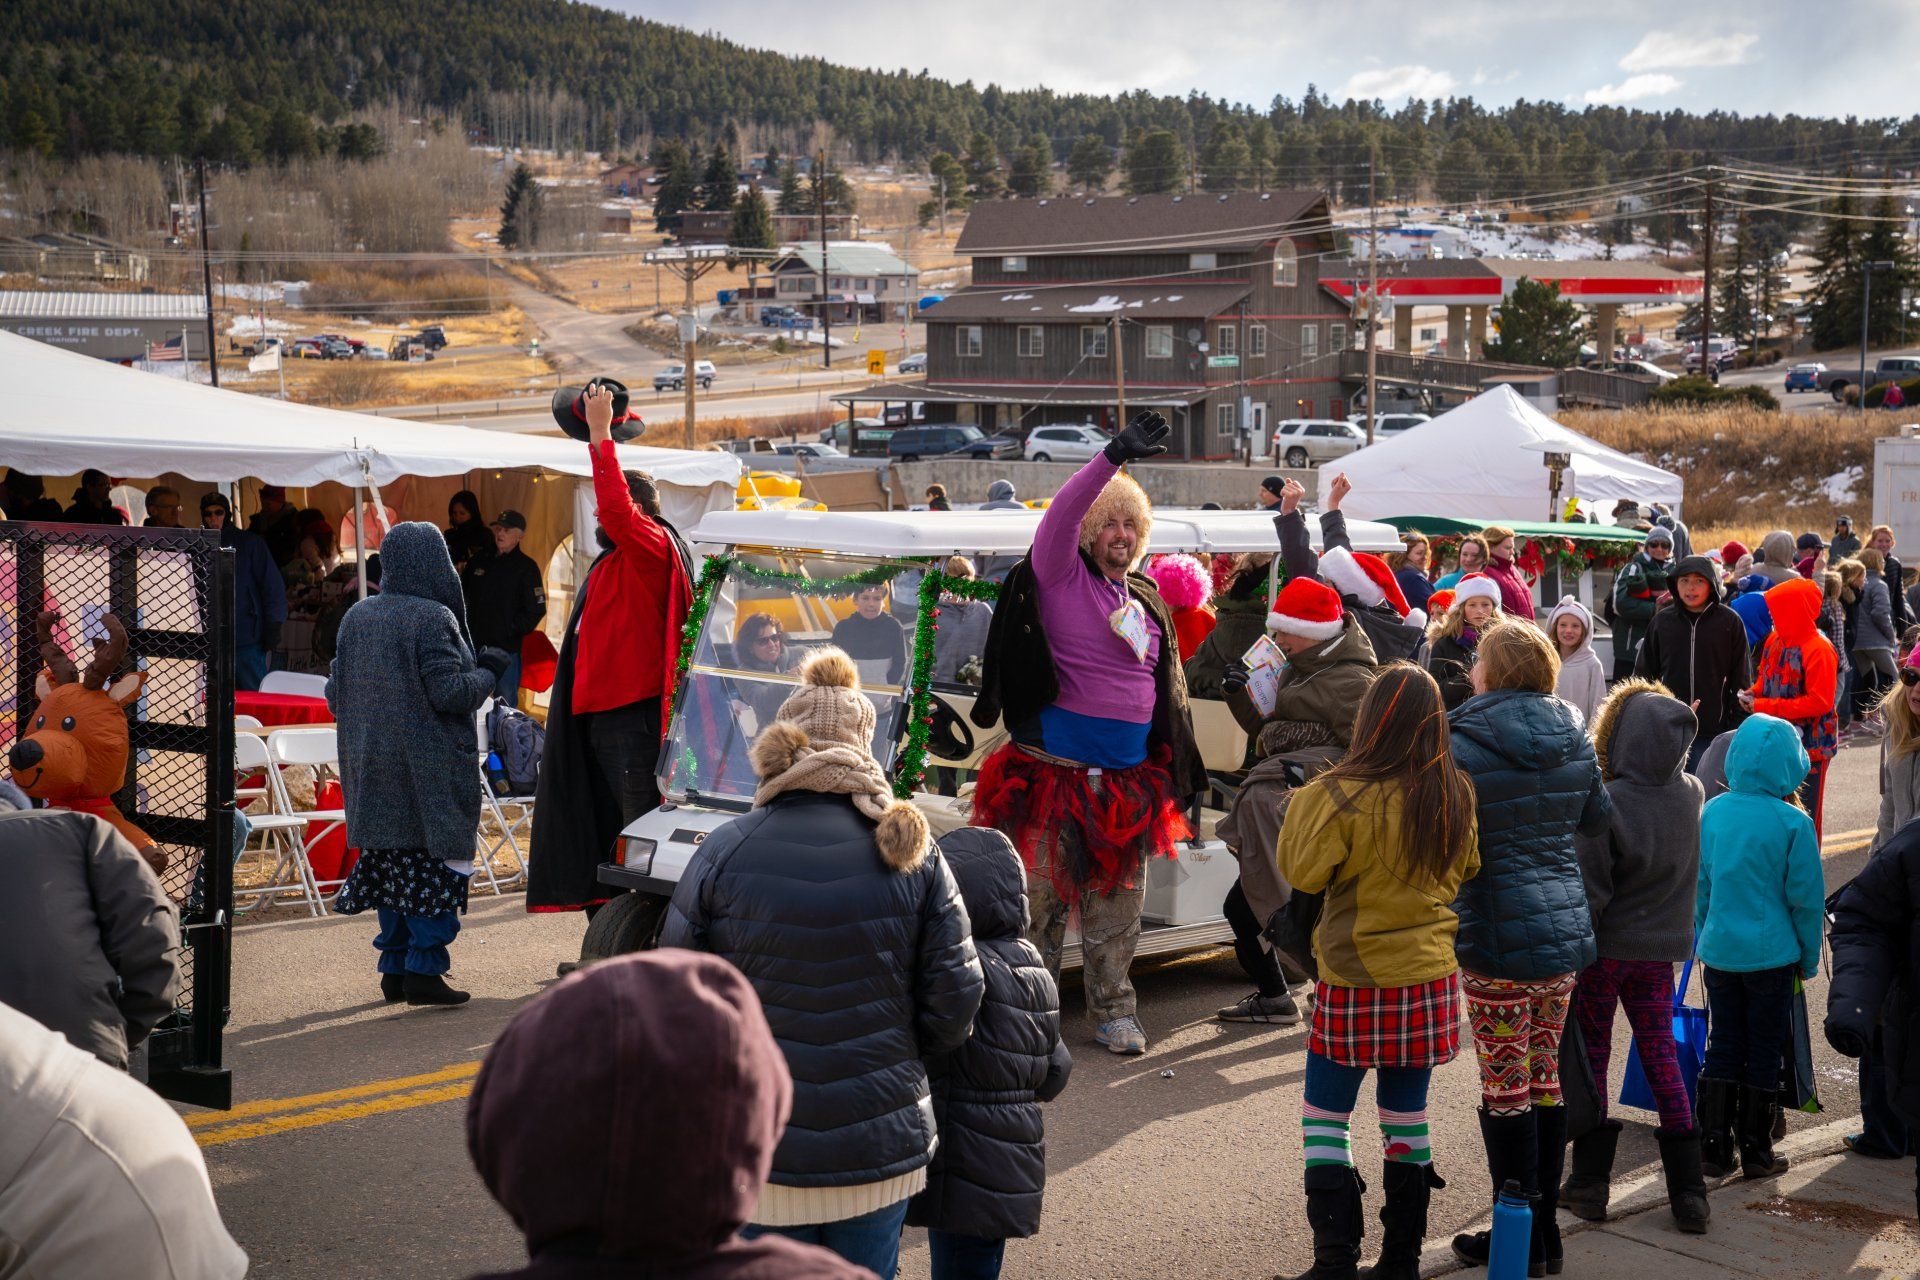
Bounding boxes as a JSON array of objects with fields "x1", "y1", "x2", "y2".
[
  {"x1": 203, "y1": 113, "x2": 259, "y2": 167},
  {"x1": 1008, "y1": 134, "x2": 1052, "y2": 197},
  {"x1": 1199, "y1": 121, "x2": 1252, "y2": 191},
  {"x1": 1245, "y1": 118, "x2": 1276, "y2": 190},
  {"x1": 1807, "y1": 182, "x2": 1867, "y2": 351},
  {"x1": 1860, "y1": 191, "x2": 1916, "y2": 348},
  {"x1": 775, "y1": 160, "x2": 805, "y2": 214},
  {"x1": 1066, "y1": 133, "x2": 1112, "y2": 192},
  {"x1": 1435, "y1": 135, "x2": 1484, "y2": 205},
  {"x1": 1714, "y1": 214, "x2": 1757, "y2": 347},
  {"x1": 726, "y1": 183, "x2": 775, "y2": 267},
  {"x1": 1483, "y1": 277, "x2": 1582, "y2": 368},
  {"x1": 762, "y1": 143, "x2": 781, "y2": 186},
  {"x1": 918, "y1": 151, "x2": 969, "y2": 226},
  {"x1": 963, "y1": 132, "x2": 1003, "y2": 199},
  {"x1": 1125, "y1": 127, "x2": 1184, "y2": 195},
  {"x1": 498, "y1": 162, "x2": 543, "y2": 249},
  {"x1": 334, "y1": 122, "x2": 385, "y2": 160},
  {"x1": 699, "y1": 141, "x2": 737, "y2": 211},
  {"x1": 652, "y1": 140, "x2": 697, "y2": 233},
  {"x1": 263, "y1": 103, "x2": 319, "y2": 163},
  {"x1": 809, "y1": 156, "x2": 855, "y2": 214}
]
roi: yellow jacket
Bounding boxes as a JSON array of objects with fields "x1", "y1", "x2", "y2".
[{"x1": 1277, "y1": 777, "x2": 1481, "y2": 988}]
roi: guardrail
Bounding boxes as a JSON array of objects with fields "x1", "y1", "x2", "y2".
[{"x1": 1559, "y1": 367, "x2": 1655, "y2": 408}]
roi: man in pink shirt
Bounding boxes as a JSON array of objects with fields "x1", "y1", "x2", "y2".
[{"x1": 971, "y1": 412, "x2": 1205, "y2": 1054}]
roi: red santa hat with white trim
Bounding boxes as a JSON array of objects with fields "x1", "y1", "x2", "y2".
[
  {"x1": 1450, "y1": 573, "x2": 1502, "y2": 612},
  {"x1": 1266, "y1": 576, "x2": 1346, "y2": 642},
  {"x1": 1318, "y1": 546, "x2": 1427, "y2": 630}
]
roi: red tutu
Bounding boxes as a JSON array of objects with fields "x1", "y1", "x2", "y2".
[{"x1": 971, "y1": 742, "x2": 1190, "y2": 903}]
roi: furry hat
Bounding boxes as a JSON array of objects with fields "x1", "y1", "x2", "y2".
[
  {"x1": 1145, "y1": 553, "x2": 1212, "y2": 610},
  {"x1": 1318, "y1": 546, "x2": 1426, "y2": 629},
  {"x1": 1267, "y1": 576, "x2": 1345, "y2": 642},
  {"x1": 1078, "y1": 470, "x2": 1153, "y2": 568},
  {"x1": 749, "y1": 649, "x2": 928, "y2": 871}
]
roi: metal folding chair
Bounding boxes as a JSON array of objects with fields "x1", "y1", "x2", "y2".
[
  {"x1": 231, "y1": 730, "x2": 329, "y2": 916},
  {"x1": 262, "y1": 727, "x2": 347, "y2": 914},
  {"x1": 472, "y1": 700, "x2": 531, "y2": 893},
  {"x1": 258, "y1": 670, "x2": 330, "y2": 698}
]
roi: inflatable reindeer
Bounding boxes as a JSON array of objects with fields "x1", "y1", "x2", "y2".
[{"x1": 8, "y1": 612, "x2": 163, "y2": 875}]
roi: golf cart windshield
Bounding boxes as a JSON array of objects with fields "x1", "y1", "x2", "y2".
[{"x1": 658, "y1": 550, "x2": 928, "y2": 807}]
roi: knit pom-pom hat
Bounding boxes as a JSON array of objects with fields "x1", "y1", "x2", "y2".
[
  {"x1": 750, "y1": 648, "x2": 928, "y2": 871},
  {"x1": 1145, "y1": 552, "x2": 1213, "y2": 610},
  {"x1": 1267, "y1": 576, "x2": 1345, "y2": 642}
]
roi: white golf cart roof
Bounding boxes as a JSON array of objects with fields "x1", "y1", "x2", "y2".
[{"x1": 689, "y1": 507, "x2": 1403, "y2": 557}]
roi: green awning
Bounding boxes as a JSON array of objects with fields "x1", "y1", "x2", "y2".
[{"x1": 1376, "y1": 516, "x2": 1646, "y2": 545}]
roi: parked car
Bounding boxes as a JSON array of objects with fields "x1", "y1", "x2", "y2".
[
  {"x1": 654, "y1": 360, "x2": 717, "y2": 391},
  {"x1": 359, "y1": 345, "x2": 389, "y2": 361},
  {"x1": 414, "y1": 325, "x2": 449, "y2": 351},
  {"x1": 315, "y1": 332, "x2": 366, "y2": 353},
  {"x1": 759, "y1": 305, "x2": 801, "y2": 328},
  {"x1": 291, "y1": 338, "x2": 329, "y2": 359},
  {"x1": 773, "y1": 442, "x2": 844, "y2": 458},
  {"x1": 1683, "y1": 339, "x2": 1739, "y2": 373},
  {"x1": 898, "y1": 352, "x2": 927, "y2": 374},
  {"x1": 1348, "y1": 412, "x2": 1431, "y2": 439},
  {"x1": 1022, "y1": 424, "x2": 1111, "y2": 463},
  {"x1": 1784, "y1": 362, "x2": 1827, "y2": 392},
  {"x1": 1275, "y1": 418, "x2": 1367, "y2": 468},
  {"x1": 238, "y1": 335, "x2": 285, "y2": 358},
  {"x1": 1818, "y1": 356, "x2": 1920, "y2": 401},
  {"x1": 390, "y1": 336, "x2": 435, "y2": 362},
  {"x1": 888, "y1": 425, "x2": 1011, "y2": 462},
  {"x1": 820, "y1": 417, "x2": 897, "y2": 457}
]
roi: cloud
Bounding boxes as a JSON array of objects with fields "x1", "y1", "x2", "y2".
[
  {"x1": 1620, "y1": 30, "x2": 1759, "y2": 71},
  {"x1": 1337, "y1": 64, "x2": 1458, "y2": 101},
  {"x1": 1583, "y1": 73, "x2": 1683, "y2": 104}
]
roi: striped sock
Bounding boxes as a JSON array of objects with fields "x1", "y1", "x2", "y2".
[
  {"x1": 1380, "y1": 1107, "x2": 1432, "y2": 1165},
  {"x1": 1303, "y1": 1102, "x2": 1354, "y2": 1168}
]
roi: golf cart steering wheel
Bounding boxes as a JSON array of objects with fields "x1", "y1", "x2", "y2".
[{"x1": 926, "y1": 693, "x2": 976, "y2": 761}]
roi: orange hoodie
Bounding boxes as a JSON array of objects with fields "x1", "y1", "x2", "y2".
[{"x1": 1750, "y1": 577, "x2": 1840, "y2": 758}]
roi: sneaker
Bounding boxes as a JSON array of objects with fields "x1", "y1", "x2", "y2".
[
  {"x1": 1215, "y1": 991, "x2": 1303, "y2": 1025},
  {"x1": 1094, "y1": 1015, "x2": 1148, "y2": 1055}
]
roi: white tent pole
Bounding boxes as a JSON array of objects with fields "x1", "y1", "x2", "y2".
[{"x1": 355, "y1": 484, "x2": 367, "y2": 601}]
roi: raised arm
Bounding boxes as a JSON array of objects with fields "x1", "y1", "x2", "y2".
[
  {"x1": 1032, "y1": 411, "x2": 1167, "y2": 587},
  {"x1": 586, "y1": 385, "x2": 679, "y2": 568}
]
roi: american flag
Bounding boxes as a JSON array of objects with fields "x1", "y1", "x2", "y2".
[{"x1": 146, "y1": 337, "x2": 184, "y2": 362}]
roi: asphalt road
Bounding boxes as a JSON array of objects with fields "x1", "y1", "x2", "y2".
[
  {"x1": 1717, "y1": 343, "x2": 1920, "y2": 415},
  {"x1": 197, "y1": 738, "x2": 1886, "y2": 1280}
]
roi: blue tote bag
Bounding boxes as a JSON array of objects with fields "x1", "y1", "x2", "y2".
[{"x1": 1620, "y1": 948, "x2": 1708, "y2": 1113}]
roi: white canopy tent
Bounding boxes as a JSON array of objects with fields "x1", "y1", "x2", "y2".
[{"x1": 1317, "y1": 385, "x2": 1683, "y2": 523}]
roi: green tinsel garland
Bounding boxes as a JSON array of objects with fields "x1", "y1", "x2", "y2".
[{"x1": 894, "y1": 571, "x2": 1005, "y2": 798}]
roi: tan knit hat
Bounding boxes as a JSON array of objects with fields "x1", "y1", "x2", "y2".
[{"x1": 749, "y1": 649, "x2": 928, "y2": 871}]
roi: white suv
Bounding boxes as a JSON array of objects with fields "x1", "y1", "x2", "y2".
[
  {"x1": 1023, "y1": 424, "x2": 1111, "y2": 463},
  {"x1": 654, "y1": 360, "x2": 717, "y2": 391},
  {"x1": 1274, "y1": 419, "x2": 1366, "y2": 468}
]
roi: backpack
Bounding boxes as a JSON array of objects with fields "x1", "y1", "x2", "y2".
[{"x1": 486, "y1": 704, "x2": 545, "y2": 797}]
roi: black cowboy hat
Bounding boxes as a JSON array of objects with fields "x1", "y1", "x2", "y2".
[{"x1": 551, "y1": 376, "x2": 645, "y2": 442}]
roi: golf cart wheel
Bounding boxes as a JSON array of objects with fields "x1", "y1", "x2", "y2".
[
  {"x1": 579, "y1": 891, "x2": 669, "y2": 961},
  {"x1": 1285, "y1": 447, "x2": 1309, "y2": 468},
  {"x1": 1030, "y1": 452, "x2": 1051, "y2": 462}
]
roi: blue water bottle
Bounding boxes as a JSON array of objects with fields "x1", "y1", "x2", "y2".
[{"x1": 1487, "y1": 1178, "x2": 1533, "y2": 1280}]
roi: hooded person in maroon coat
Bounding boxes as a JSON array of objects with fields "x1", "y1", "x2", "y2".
[{"x1": 466, "y1": 950, "x2": 875, "y2": 1280}]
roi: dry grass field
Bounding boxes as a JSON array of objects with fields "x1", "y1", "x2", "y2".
[{"x1": 225, "y1": 305, "x2": 556, "y2": 407}]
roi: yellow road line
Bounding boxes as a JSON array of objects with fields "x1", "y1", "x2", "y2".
[
  {"x1": 184, "y1": 1061, "x2": 480, "y2": 1129},
  {"x1": 1823, "y1": 827, "x2": 1876, "y2": 849},
  {"x1": 194, "y1": 1080, "x2": 475, "y2": 1148}
]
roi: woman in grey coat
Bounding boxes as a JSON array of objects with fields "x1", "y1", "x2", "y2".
[
  {"x1": 1852, "y1": 550, "x2": 1899, "y2": 731},
  {"x1": 931, "y1": 556, "x2": 994, "y2": 686},
  {"x1": 327, "y1": 522, "x2": 511, "y2": 1005}
]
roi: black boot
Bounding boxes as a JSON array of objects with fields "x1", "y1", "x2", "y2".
[
  {"x1": 1738, "y1": 1086, "x2": 1791, "y2": 1179},
  {"x1": 380, "y1": 972, "x2": 404, "y2": 1003},
  {"x1": 1696, "y1": 1077, "x2": 1740, "y2": 1179},
  {"x1": 1361, "y1": 1162, "x2": 1444, "y2": 1280},
  {"x1": 1279, "y1": 1164, "x2": 1366, "y2": 1280},
  {"x1": 1560, "y1": 1119, "x2": 1621, "y2": 1221},
  {"x1": 1655, "y1": 1126, "x2": 1712, "y2": 1233},
  {"x1": 403, "y1": 973, "x2": 471, "y2": 1006},
  {"x1": 1531, "y1": 1106, "x2": 1568, "y2": 1277},
  {"x1": 1451, "y1": 1109, "x2": 1539, "y2": 1270}
]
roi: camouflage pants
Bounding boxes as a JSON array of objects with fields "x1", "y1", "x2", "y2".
[{"x1": 1026, "y1": 868, "x2": 1145, "y2": 1025}]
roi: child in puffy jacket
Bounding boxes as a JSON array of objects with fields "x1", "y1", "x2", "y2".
[
  {"x1": 1694, "y1": 713, "x2": 1825, "y2": 1184},
  {"x1": 907, "y1": 828, "x2": 1071, "y2": 1279}
]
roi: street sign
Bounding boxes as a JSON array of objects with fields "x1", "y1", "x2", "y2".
[
  {"x1": 867, "y1": 349, "x2": 886, "y2": 377},
  {"x1": 1207, "y1": 355, "x2": 1239, "y2": 369}
]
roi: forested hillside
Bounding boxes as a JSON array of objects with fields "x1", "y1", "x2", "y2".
[{"x1": 5, "y1": 0, "x2": 1919, "y2": 198}]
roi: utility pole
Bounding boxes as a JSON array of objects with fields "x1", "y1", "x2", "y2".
[
  {"x1": 644, "y1": 247, "x2": 726, "y2": 449},
  {"x1": 1364, "y1": 161, "x2": 1379, "y2": 445},
  {"x1": 818, "y1": 149, "x2": 832, "y2": 369},
  {"x1": 1111, "y1": 315, "x2": 1127, "y2": 431},
  {"x1": 196, "y1": 158, "x2": 220, "y2": 388},
  {"x1": 936, "y1": 175, "x2": 948, "y2": 238},
  {"x1": 1862, "y1": 260, "x2": 1896, "y2": 414},
  {"x1": 1699, "y1": 170, "x2": 1714, "y2": 382}
]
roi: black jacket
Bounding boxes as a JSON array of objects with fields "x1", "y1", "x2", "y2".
[
  {"x1": 972, "y1": 553, "x2": 1205, "y2": 797},
  {"x1": 1633, "y1": 557, "x2": 1752, "y2": 742},
  {"x1": 1888, "y1": 553, "x2": 1911, "y2": 633},
  {"x1": 463, "y1": 546, "x2": 547, "y2": 652},
  {"x1": 1828, "y1": 824, "x2": 1920, "y2": 1127},
  {"x1": 1275, "y1": 506, "x2": 1427, "y2": 665},
  {"x1": 661, "y1": 791, "x2": 985, "y2": 1188},
  {"x1": 907, "y1": 828, "x2": 1071, "y2": 1240},
  {"x1": 1430, "y1": 633, "x2": 1477, "y2": 710}
]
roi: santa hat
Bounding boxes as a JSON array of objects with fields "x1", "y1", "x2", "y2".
[
  {"x1": 1319, "y1": 546, "x2": 1426, "y2": 629},
  {"x1": 1452, "y1": 573, "x2": 1501, "y2": 609},
  {"x1": 1267, "y1": 576, "x2": 1345, "y2": 642},
  {"x1": 1426, "y1": 588, "x2": 1456, "y2": 617}
]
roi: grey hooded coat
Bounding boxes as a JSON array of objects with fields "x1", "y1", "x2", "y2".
[{"x1": 326, "y1": 522, "x2": 495, "y2": 863}]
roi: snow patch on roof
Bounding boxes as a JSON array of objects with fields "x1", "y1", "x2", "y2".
[{"x1": 1065, "y1": 294, "x2": 1126, "y2": 314}]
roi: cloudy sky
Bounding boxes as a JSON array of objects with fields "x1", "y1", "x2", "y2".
[{"x1": 612, "y1": 0, "x2": 1915, "y2": 120}]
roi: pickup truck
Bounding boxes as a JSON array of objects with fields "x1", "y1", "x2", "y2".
[{"x1": 1819, "y1": 356, "x2": 1920, "y2": 401}]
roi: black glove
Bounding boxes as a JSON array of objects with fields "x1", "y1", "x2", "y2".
[
  {"x1": 1221, "y1": 659, "x2": 1251, "y2": 693},
  {"x1": 1104, "y1": 409, "x2": 1171, "y2": 465},
  {"x1": 260, "y1": 623, "x2": 282, "y2": 652},
  {"x1": 476, "y1": 646, "x2": 514, "y2": 677}
]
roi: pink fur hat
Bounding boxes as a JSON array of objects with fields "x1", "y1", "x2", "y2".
[{"x1": 1146, "y1": 553, "x2": 1213, "y2": 610}]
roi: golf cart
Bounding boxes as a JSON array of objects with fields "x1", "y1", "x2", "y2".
[{"x1": 581, "y1": 506, "x2": 1404, "y2": 967}]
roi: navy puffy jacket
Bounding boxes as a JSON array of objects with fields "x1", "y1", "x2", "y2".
[
  {"x1": 1448, "y1": 688, "x2": 1610, "y2": 981},
  {"x1": 661, "y1": 791, "x2": 985, "y2": 1189}
]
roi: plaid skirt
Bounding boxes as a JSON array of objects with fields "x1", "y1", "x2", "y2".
[{"x1": 1309, "y1": 972, "x2": 1463, "y2": 1069}]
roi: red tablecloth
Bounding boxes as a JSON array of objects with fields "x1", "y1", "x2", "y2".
[{"x1": 236, "y1": 691, "x2": 333, "y2": 727}]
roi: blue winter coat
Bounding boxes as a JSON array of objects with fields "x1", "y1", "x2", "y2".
[
  {"x1": 1696, "y1": 714, "x2": 1824, "y2": 977},
  {"x1": 222, "y1": 525, "x2": 287, "y2": 648},
  {"x1": 325, "y1": 523, "x2": 493, "y2": 863},
  {"x1": 1448, "y1": 688, "x2": 1610, "y2": 981}
]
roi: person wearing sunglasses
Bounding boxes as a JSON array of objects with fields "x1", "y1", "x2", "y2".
[{"x1": 735, "y1": 613, "x2": 796, "y2": 730}]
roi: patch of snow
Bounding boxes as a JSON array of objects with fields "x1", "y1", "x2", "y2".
[
  {"x1": 998, "y1": 293, "x2": 1034, "y2": 302},
  {"x1": 1066, "y1": 294, "x2": 1126, "y2": 314},
  {"x1": 226, "y1": 315, "x2": 294, "y2": 337},
  {"x1": 1166, "y1": 294, "x2": 1183, "y2": 301},
  {"x1": 1126, "y1": 299, "x2": 1144, "y2": 308},
  {"x1": 1822, "y1": 466, "x2": 1863, "y2": 505}
]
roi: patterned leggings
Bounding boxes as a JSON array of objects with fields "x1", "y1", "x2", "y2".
[
  {"x1": 1463, "y1": 970, "x2": 1578, "y2": 1115},
  {"x1": 1575, "y1": 959, "x2": 1693, "y2": 1133}
]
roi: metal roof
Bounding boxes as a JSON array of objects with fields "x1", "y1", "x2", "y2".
[
  {"x1": 0, "y1": 291, "x2": 207, "y2": 320},
  {"x1": 957, "y1": 190, "x2": 1327, "y2": 256},
  {"x1": 919, "y1": 283, "x2": 1250, "y2": 322},
  {"x1": 832, "y1": 380, "x2": 1209, "y2": 408},
  {"x1": 773, "y1": 243, "x2": 918, "y2": 277},
  {"x1": 1319, "y1": 257, "x2": 1692, "y2": 282}
]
